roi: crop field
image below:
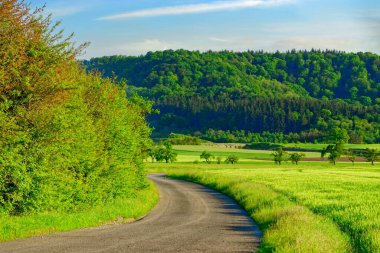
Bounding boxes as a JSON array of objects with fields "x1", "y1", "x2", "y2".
[
  {"x1": 173, "y1": 144, "x2": 321, "y2": 163},
  {"x1": 147, "y1": 143, "x2": 380, "y2": 252},
  {"x1": 283, "y1": 143, "x2": 380, "y2": 151}
]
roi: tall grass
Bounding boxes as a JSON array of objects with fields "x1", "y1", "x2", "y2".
[
  {"x1": 170, "y1": 171, "x2": 352, "y2": 253},
  {"x1": 149, "y1": 143, "x2": 380, "y2": 252},
  {"x1": 0, "y1": 183, "x2": 158, "y2": 242}
]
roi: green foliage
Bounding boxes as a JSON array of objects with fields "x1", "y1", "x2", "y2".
[
  {"x1": 345, "y1": 150, "x2": 357, "y2": 165},
  {"x1": 328, "y1": 128, "x2": 350, "y2": 144},
  {"x1": 166, "y1": 133, "x2": 203, "y2": 145},
  {"x1": 200, "y1": 151, "x2": 214, "y2": 164},
  {"x1": 321, "y1": 144, "x2": 344, "y2": 165},
  {"x1": 320, "y1": 129, "x2": 350, "y2": 165},
  {"x1": 289, "y1": 153, "x2": 305, "y2": 165},
  {"x1": 0, "y1": 183, "x2": 159, "y2": 242},
  {"x1": 153, "y1": 142, "x2": 178, "y2": 163},
  {"x1": 271, "y1": 148, "x2": 287, "y2": 165},
  {"x1": 225, "y1": 155, "x2": 239, "y2": 164},
  {"x1": 363, "y1": 149, "x2": 379, "y2": 165},
  {"x1": 0, "y1": 1, "x2": 151, "y2": 215},
  {"x1": 245, "y1": 142, "x2": 284, "y2": 150},
  {"x1": 84, "y1": 50, "x2": 380, "y2": 144}
]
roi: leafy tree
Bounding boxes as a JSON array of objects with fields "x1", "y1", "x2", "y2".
[
  {"x1": 321, "y1": 144, "x2": 343, "y2": 165},
  {"x1": 216, "y1": 157, "x2": 222, "y2": 164},
  {"x1": 320, "y1": 128, "x2": 350, "y2": 165},
  {"x1": 148, "y1": 146, "x2": 159, "y2": 162},
  {"x1": 0, "y1": 1, "x2": 151, "y2": 214},
  {"x1": 225, "y1": 155, "x2": 239, "y2": 164},
  {"x1": 200, "y1": 151, "x2": 214, "y2": 164},
  {"x1": 289, "y1": 153, "x2": 305, "y2": 165},
  {"x1": 363, "y1": 149, "x2": 379, "y2": 166},
  {"x1": 345, "y1": 150, "x2": 356, "y2": 165},
  {"x1": 272, "y1": 148, "x2": 287, "y2": 165},
  {"x1": 328, "y1": 128, "x2": 350, "y2": 144},
  {"x1": 328, "y1": 150, "x2": 341, "y2": 166},
  {"x1": 155, "y1": 142, "x2": 178, "y2": 163}
]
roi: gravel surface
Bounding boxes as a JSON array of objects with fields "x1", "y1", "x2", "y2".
[{"x1": 0, "y1": 174, "x2": 262, "y2": 253}]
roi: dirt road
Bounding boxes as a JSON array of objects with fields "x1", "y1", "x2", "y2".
[{"x1": 0, "y1": 174, "x2": 262, "y2": 253}]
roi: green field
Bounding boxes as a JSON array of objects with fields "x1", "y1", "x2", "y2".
[
  {"x1": 283, "y1": 143, "x2": 380, "y2": 151},
  {"x1": 147, "y1": 143, "x2": 380, "y2": 252},
  {"x1": 173, "y1": 144, "x2": 321, "y2": 163}
]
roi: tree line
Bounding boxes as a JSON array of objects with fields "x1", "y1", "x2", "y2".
[
  {"x1": 84, "y1": 49, "x2": 380, "y2": 143},
  {"x1": 151, "y1": 95, "x2": 379, "y2": 143}
]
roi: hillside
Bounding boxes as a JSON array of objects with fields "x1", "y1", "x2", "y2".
[{"x1": 84, "y1": 50, "x2": 380, "y2": 143}]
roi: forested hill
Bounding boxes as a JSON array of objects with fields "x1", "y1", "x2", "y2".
[{"x1": 84, "y1": 50, "x2": 380, "y2": 143}]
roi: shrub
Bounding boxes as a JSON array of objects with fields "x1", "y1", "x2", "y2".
[
  {"x1": 0, "y1": 1, "x2": 151, "y2": 214},
  {"x1": 225, "y1": 155, "x2": 239, "y2": 164}
]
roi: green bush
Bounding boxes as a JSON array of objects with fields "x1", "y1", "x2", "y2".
[
  {"x1": 167, "y1": 133, "x2": 203, "y2": 145},
  {"x1": 0, "y1": 1, "x2": 151, "y2": 215},
  {"x1": 245, "y1": 142, "x2": 284, "y2": 150}
]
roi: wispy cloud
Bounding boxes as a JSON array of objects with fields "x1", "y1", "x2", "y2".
[
  {"x1": 46, "y1": 5, "x2": 88, "y2": 18},
  {"x1": 110, "y1": 39, "x2": 182, "y2": 55},
  {"x1": 272, "y1": 36, "x2": 360, "y2": 52},
  {"x1": 98, "y1": 0, "x2": 295, "y2": 20},
  {"x1": 209, "y1": 37, "x2": 230, "y2": 43}
]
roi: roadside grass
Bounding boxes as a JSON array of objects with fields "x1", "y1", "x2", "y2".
[
  {"x1": 0, "y1": 182, "x2": 159, "y2": 242},
  {"x1": 170, "y1": 172, "x2": 351, "y2": 253},
  {"x1": 146, "y1": 161, "x2": 380, "y2": 252}
]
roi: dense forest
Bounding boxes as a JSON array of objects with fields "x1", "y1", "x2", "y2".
[
  {"x1": 0, "y1": 1, "x2": 151, "y2": 215},
  {"x1": 84, "y1": 49, "x2": 380, "y2": 143}
]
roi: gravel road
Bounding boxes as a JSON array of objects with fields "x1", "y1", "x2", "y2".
[{"x1": 0, "y1": 174, "x2": 262, "y2": 253}]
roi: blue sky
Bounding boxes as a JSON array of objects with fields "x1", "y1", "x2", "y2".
[{"x1": 30, "y1": 0, "x2": 380, "y2": 59}]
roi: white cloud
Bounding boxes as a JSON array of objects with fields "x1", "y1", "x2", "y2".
[
  {"x1": 108, "y1": 39, "x2": 183, "y2": 55},
  {"x1": 45, "y1": 5, "x2": 88, "y2": 18},
  {"x1": 209, "y1": 37, "x2": 230, "y2": 43},
  {"x1": 272, "y1": 37, "x2": 359, "y2": 51},
  {"x1": 98, "y1": 0, "x2": 296, "y2": 20}
]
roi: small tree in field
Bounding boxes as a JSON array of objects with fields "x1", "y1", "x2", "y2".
[
  {"x1": 327, "y1": 150, "x2": 340, "y2": 166},
  {"x1": 155, "y1": 142, "x2": 177, "y2": 163},
  {"x1": 321, "y1": 144, "x2": 343, "y2": 166},
  {"x1": 200, "y1": 151, "x2": 214, "y2": 164},
  {"x1": 321, "y1": 128, "x2": 349, "y2": 166},
  {"x1": 289, "y1": 153, "x2": 305, "y2": 165},
  {"x1": 345, "y1": 150, "x2": 356, "y2": 165},
  {"x1": 363, "y1": 149, "x2": 379, "y2": 166},
  {"x1": 225, "y1": 155, "x2": 239, "y2": 164},
  {"x1": 148, "y1": 146, "x2": 158, "y2": 162},
  {"x1": 272, "y1": 148, "x2": 287, "y2": 165}
]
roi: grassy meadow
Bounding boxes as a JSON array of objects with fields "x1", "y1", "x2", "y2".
[
  {"x1": 283, "y1": 143, "x2": 380, "y2": 151},
  {"x1": 147, "y1": 143, "x2": 380, "y2": 253},
  {"x1": 173, "y1": 144, "x2": 322, "y2": 163}
]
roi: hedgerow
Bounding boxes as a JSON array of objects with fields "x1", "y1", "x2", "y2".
[{"x1": 0, "y1": 0, "x2": 151, "y2": 214}]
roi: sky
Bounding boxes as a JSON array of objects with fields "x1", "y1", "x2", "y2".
[{"x1": 30, "y1": 0, "x2": 380, "y2": 59}]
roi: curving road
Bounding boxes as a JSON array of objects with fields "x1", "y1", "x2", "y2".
[{"x1": 0, "y1": 174, "x2": 262, "y2": 253}]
